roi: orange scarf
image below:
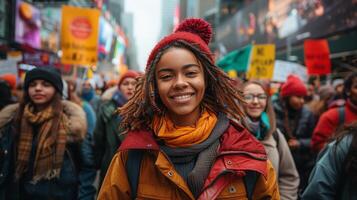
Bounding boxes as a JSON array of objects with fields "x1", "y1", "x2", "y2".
[{"x1": 152, "y1": 109, "x2": 217, "y2": 147}]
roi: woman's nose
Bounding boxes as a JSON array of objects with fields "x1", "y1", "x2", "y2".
[{"x1": 173, "y1": 75, "x2": 188, "y2": 89}]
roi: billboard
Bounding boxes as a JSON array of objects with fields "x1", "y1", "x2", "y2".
[
  {"x1": 15, "y1": 0, "x2": 41, "y2": 48},
  {"x1": 216, "y1": 0, "x2": 357, "y2": 52}
]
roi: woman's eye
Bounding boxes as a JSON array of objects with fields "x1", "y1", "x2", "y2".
[
  {"x1": 160, "y1": 74, "x2": 172, "y2": 80},
  {"x1": 186, "y1": 71, "x2": 197, "y2": 77},
  {"x1": 43, "y1": 82, "x2": 52, "y2": 87}
]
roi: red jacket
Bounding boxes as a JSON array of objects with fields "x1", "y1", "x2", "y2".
[
  {"x1": 312, "y1": 100, "x2": 357, "y2": 152},
  {"x1": 98, "y1": 122, "x2": 279, "y2": 199}
]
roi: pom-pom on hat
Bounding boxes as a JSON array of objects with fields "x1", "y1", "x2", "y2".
[
  {"x1": 146, "y1": 18, "x2": 213, "y2": 71},
  {"x1": 24, "y1": 67, "x2": 63, "y2": 95},
  {"x1": 280, "y1": 75, "x2": 307, "y2": 98}
]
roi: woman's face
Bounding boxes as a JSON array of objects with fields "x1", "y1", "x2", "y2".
[
  {"x1": 155, "y1": 47, "x2": 205, "y2": 126},
  {"x1": 347, "y1": 77, "x2": 357, "y2": 105},
  {"x1": 119, "y1": 77, "x2": 137, "y2": 99},
  {"x1": 28, "y1": 79, "x2": 56, "y2": 107},
  {"x1": 288, "y1": 95, "x2": 305, "y2": 110},
  {"x1": 243, "y1": 83, "x2": 267, "y2": 121}
]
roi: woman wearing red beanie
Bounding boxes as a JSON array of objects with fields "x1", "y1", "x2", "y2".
[
  {"x1": 98, "y1": 18, "x2": 279, "y2": 200},
  {"x1": 93, "y1": 70, "x2": 140, "y2": 187},
  {"x1": 272, "y1": 75, "x2": 316, "y2": 196}
]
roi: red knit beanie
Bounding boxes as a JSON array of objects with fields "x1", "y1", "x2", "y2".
[
  {"x1": 146, "y1": 18, "x2": 213, "y2": 71},
  {"x1": 118, "y1": 70, "x2": 140, "y2": 87},
  {"x1": 280, "y1": 75, "x2": 307, "y2": 97}
]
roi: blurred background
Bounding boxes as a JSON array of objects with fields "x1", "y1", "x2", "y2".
[{"x1": 0, "y1": 0, "x2": 356, "y2": 85}]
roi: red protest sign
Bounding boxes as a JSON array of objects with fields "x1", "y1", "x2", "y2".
[{"x1": 304, "y1": 39, "x2": 331, "y2": 75}]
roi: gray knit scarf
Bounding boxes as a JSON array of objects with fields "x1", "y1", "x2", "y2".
[{"x1": 160, "y1": 113, "x2": 229, "y2": 197}]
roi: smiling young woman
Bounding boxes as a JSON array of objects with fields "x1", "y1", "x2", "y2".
[
  {"x1": 97, "y1": 18, "x2": 279, "y2": 200},
  {"x1": 242, "y1": 81, "x2": 299, "y2": 200}
]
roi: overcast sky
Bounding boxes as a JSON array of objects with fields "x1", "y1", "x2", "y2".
[{"x1": 124, "y1": 0, "x2": 162, "y2": 71}]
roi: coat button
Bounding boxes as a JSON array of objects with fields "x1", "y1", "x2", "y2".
[
  {"x1": 228, "y1": 185, "x2": 236, "y2": 193},
  {"x1": 0, "y1": 173, "x2": 3, "y2": 177},
  {"x1": 167, "y1": 171, "x2": 174, "y2": 177},
  {"x1": 3, "y1": 150, "x2": 7, "y2": 155},
  {"x1": 227, "y1": 160, "x2": 232, "y2": 165}
]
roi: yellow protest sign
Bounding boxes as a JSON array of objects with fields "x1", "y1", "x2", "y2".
[
  {"x1": 61, "y1": 6, "x2": 100, "y2": 66},
  {"x1": 227, "y1": 70, "x2": 237, "y2": 78},
  {"x1": 246, "y1": 44, "x2": 275, "y2": 79}
]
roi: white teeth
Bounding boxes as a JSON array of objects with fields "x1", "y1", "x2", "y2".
[{"x1": 173, "y1": 95, "x2": 191, "y2": 100}]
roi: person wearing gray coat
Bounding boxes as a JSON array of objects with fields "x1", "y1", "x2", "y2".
[{"x1": 242, "y1": 81, "x2": 300, "y2": 200}]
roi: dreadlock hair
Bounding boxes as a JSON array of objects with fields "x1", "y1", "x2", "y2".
[
  {"x1": 119, "y1": 40, "x2": 245, "y2": 133},
  {"x1": 15, "y1": 86, "x2": 63, "y2": 137}
]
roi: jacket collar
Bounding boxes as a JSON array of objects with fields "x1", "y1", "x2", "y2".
[
  {"x1": 0, "y1": 103, "x2": 18, "y2": 128},
  {"x1": 119, "y1": 121, "x2": 267, "y2": 170},
  {"x1": 119, "y1": 130, "x2": 160, "y2": 151},
  {"x1": 120, "y1": 122, "x2": 268, "y2": 198}
]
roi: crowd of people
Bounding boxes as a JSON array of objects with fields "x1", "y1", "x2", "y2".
[{"x1": 0, "y1": 18, "x2": 356, "y2": 200}]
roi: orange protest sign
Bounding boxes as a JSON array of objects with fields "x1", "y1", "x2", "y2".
[
  {"x1": 61, "y1": 6, "x2": 100, "y2": 66},
  {"x1": 304, "y1": 39, "x2": 331, "y2": 75}
]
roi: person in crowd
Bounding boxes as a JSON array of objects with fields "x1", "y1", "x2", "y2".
[
  {"x1": 81, "y1": 78, "x2": 101, "y2": 113},
  {"x1": 308, "y1": 85, "x2": 335, "y2": 120},
  {"x1": 312, "y1": 72, "x2": 357, "y2": 153},
  {"x1": 0, "y1": 67, "x2": 95, "y2": 199},
  {"x1": 0, "y1": 74, "x2": 17, "y2": 103},
  {"x1": 0, "y1": 79, "x2": 15, "y2": 110},
  {"x1": 332, "y1": 78, "x2": 345, "y2": 99},
  {"x1": 272, "y1": 74, "x2": 316, "y2": 193},
  {"x1": 328, "y1": 78, "x2": 346, "y2": 108},
  {"x1": 304, "y1": 83, "x2": 316, "y2": 103},
  {"x1": 97, "y1": 18, "x2": 279, "y2": 199},
  {"x1": 66, "y1": 79, "x2": 97, "y2": 199},
  {"x1": 302, "y1": 121, "x2": 357, "y2": 200},
  {"x1": 93, "y1": 70, "x2": 140, "y2": 187},
  {"x1": 242, "y1": 81, "x2": 299, "y2": 200},
  {"x1": 0, "y1": 73, "x2": 17, "y2": 93},
  {"x1": 67, "y1": 80, "x2": 97, "y2": 135}
]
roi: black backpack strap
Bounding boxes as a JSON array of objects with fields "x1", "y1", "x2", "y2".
[
  {"x1": 273, "y1": 130, "x2": 280, "y2": 148},
  {"x1": 243, "y1": 170, "x2": 259, "y2": 200},
  {"x1": 126, "y1": 150, "x2": 144, "y2": 200},
  {"x1": 338, "y1": 106, "x2": 345, "y2": 124}
]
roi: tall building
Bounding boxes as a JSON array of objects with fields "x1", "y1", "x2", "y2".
[{"x1": 159, "y1": 0, "x2": 177, "y2": 39}]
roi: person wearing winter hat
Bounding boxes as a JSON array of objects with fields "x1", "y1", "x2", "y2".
[
  {"x1": 93, "y1": 69, "x2": 140, "y2": 188},
  {"x1": 272, "y1": 74, "x2": 316, "y2": 195},
  {"x1": 81, "y1": 78, "x2": 101, "y2": 113},
  {"x1": 308, "y1": 85, "x2": 335, "y2": 119},
  {"x1": 0, "y1": 67, "x2": 95, "y2": 199},
  {"x1": 0, "y1": 73, "x2": 17, "y2": 90},
  {"x1": 98, "y1": 18, "x2": 279, "y2": 199},
  {"x1": 312, "y1": 72, "x2": 357, "y2": 153},
  {"x1": 0, "y1": 79, "x2": 15, "y2": 110}
]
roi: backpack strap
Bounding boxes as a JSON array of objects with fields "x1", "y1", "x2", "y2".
[
  {"x1": 243, "y1": 171, "x2": 259, "y2": 200},
  {"x1": 126, "y1": 150, "x2": 144, "y2": 200},
  {"x1": 338, "y1": 106, "x2": 345, "y2": 124},
  {"x1": 272, "y1": 130, "x2": 280, "y2": 148}
]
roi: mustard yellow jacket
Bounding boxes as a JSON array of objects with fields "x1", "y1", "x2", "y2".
[{"x1": 98, "y1": 123, "x2": 279, "y2": 200}]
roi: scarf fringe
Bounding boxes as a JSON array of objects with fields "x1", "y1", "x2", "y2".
[{"x1": 30, "y1": 169, "x2": 61, "y2": 184}]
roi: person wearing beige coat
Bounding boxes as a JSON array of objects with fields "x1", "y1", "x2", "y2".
[{"x1": 242, "y1": 81, "x2": 300, "y2": 200}]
